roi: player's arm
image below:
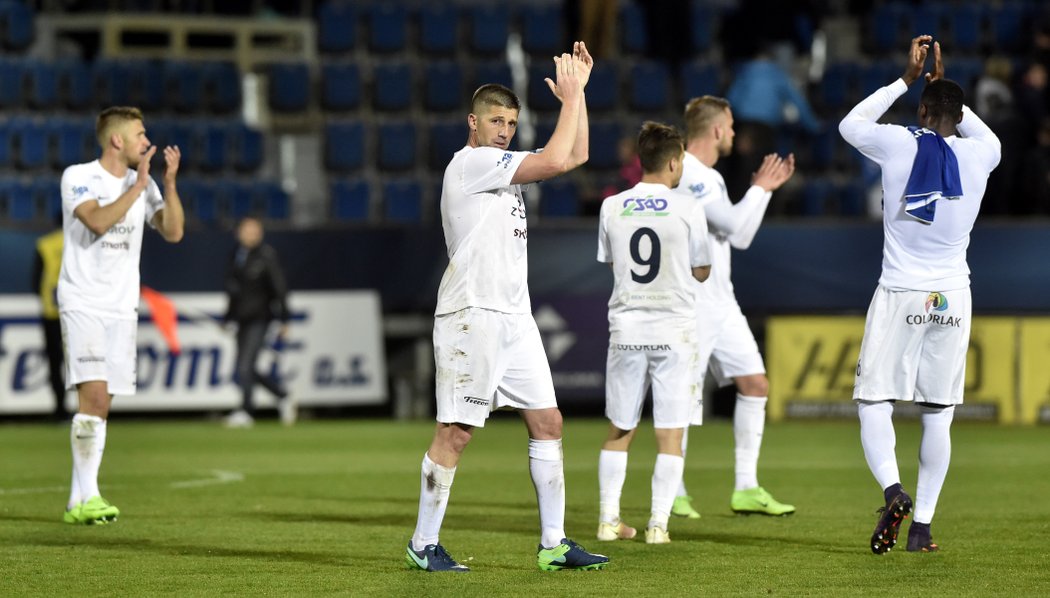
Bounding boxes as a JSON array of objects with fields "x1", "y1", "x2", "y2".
[
  {"x1": 73, "y1": 146, "x2": 157, "y2": 236},
  {"x1": 512, "y1": 53, "x2": 583, "y2": 185},
  {"x1": 689, "y1": 203, "x2": 712, "y2": 282},
  {"x1": 567, "y1": 41, "x2": 592, "y2": 169},
  {"x1": 151, "y1": 146, "x2": 185, "y2": 243}
]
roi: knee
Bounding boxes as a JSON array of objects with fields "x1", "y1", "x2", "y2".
[
  {"x1": 738, "y1": 375, "x2": 769, "y2": 398},
  {"x1": 440, "y1": 424, "x2": 473, "y2": 455}
]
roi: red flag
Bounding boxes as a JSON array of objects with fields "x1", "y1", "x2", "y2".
[{"x1": 141, "y1": 286, "x2": 181, "y2": 355}]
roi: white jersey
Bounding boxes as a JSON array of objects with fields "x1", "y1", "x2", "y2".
[
  {"x1": 436, "y1": 146, "x2": 532, "y2": 315},
  {"x1": 598, "y1": 182, "x2": 710, "y2": 343},
  {"x1": 676, "y1": 152, "x2": 772, "y2": 307},
  {"x1": 839, "y1": 79, "x2": 1001, "y2": 291},
  {"x1": 58, "y1": 160, "x2": 164, "y2": 319}
]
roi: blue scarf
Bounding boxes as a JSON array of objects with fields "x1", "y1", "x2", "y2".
[{"x1": 902, "y1": 126, "x2": 963, "y2": 224}]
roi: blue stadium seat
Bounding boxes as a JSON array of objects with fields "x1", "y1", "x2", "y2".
[
  {"x1": 165, "y1": 61, "x2": 204, "y2": 113},
  {"x1": 93, "y1": 61, "x2": 134, "y2": 107},
  {"x1": 52, "y1": 118, "x2": 93, "y2": 169},
  {"x1": 321, "y1": 62, "x2": 361, "y2": 111},
  {"x1": 820, "y1": 62, "x2": 855, "y2": 110},
  {"x1": 909, "y1": 3, "x2": 942, "y2": 38},
  {"x1": 230, "y1": 123, "x2": 263, "y2": 172},
  {"x1": 1, "y1": 2, "x2": 34, "y2": 51},
  {"x1": 690, "y1": 3, "x2": 715, "y2": 54},
  {"x1": 324, "y1": 120, "x2": 365, "y2": 172},
  {"x1": 383, "y1": 178, "x2": 422, "y2": 222},
  {"x1": 373, "y1": 62, "x2": 412, "y2": 112},
  {"x1": 528, "y1": 63, "x2": 561, "y2": 113},
  {"x1": 58, "y1": 60, "x2": 92, "y2": 110},
  {"x1": 629, "y1": 61, "x2": 672, "y2": 112},
  {"x1": 34, "y1": 176, "x2": 61, "y2": 221},
  {"x1": 377, "y1": 120, "x2": 416, "y2": 171},
  {"x1": 859, "y1": 61, "x2": 898, "y2": 97},
  {"x1": 260, "y1": 181, "x2": 289, "y2": 220},
  {"x1": 331, "y1": 179, "x2": 370, "y2": 221},
  {"x1": 156, "y1": 120, "x2": 196, "y2": 171},
  {"x1": 0, "y1": 120, "x2": 12, "y2": 167},
  {"x1": 521, "y1": 4, "x2": 563, "y2": 56},
  {"x1": 268, "y1": 63, "x2": 310, "y2": 112},
  {"x1": 870, "y1": 2, "x2": 905, "y2": 52},
  {"x1": 950, "y1": 58, "x2": 982, "y2": 95},
  {"x1": 13, "y1": 118, "x2": 49, "y2": 170},
  {"x1": 230, "y1": 182, "x2": 256, "y2": 219},
  {"x1": 423, "y1": 61, "x2": 463, "y2": 112},
  {"x1": 211, "y1": 179, "x2": 238, "y2": 221},
  {"x1": 809, "y1": 124, "x2": 840, "y2": 171},
  {"x1": 196, "y1": 122, "x2": 229, "y2": 172},
  {"x1": 317, "y1": 1, "x2": 356, "y2": 53},
  {"x1": 205, "y1": 62, "x2": 241, "y2": 113},
  {"x1": 681, "y1": 61, "x2": 721, "y2": 102},
  {"x1": 620, "y1": 2, "x2": 647, "y2": 55},
  {"x1": 428, "y1": 120, "x2": 463, "y2": 171},
  {"x1": 586, "y1": 63, "x2": 618, "y2": 112},
  {"x1": 801, "y1": 178, "x2": 834, "y2": 216},
  {"x1": 951, "y1": 4, "x2": 983, "y2": 52},
  {"x1": 26, "y1": 59, "x2": 58, "y2": 109},
  {"x1": 539, "y1": 179, "x2": 579, "y2": 218},
  {"x1": 991, "y1": 2, "x2": 1025, "y2": 52},
  {"x1": 184, "y1": 180, "x2": 219, "y2": 224},
  {"x1": 367, "y1": 3, "x2": 408, "y2": 53},
  {"x1": 471, "y1": 61, "x2": 513, "y2": 92},
  {"x1": 136, "y1": 60, "x2": 165, "y2": 111},
  {"x1": 419, "y1": 4, "x2": 458, "y2": 55},
  {"x1": 469, "y1": 5, "x2": 509, "y2": 54},
  {"x1": 7, "y1": 180, "x2": 36, "y2": 221},
  {"x1": 838, "y1": 180, "x2": 868, "y2": 217},
  {"x1": 0, "y1": 58, "x2": 23, "y2": 109},
  {"x1": 589, "y1": 120, "x2": 623, "y2": 170}
]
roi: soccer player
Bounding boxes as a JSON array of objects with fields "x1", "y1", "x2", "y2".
[
  {"x1": 839, "y1": 36, "x2": 1000, "y2": 553},
  {"x1": 671, "y1": 96, "x2": 796, "y2": 518},
  {"x1": 405, "y1": 43, "x2": 609, "y2": 572},
  {"x1": 59, "y1": 106, "x2": 184, "y2": 524},
  {"x1": 596, "y1": 122, "x2": 711, "y2": 545}
]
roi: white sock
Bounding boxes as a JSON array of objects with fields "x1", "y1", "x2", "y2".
[
  {"x1": 733, "y1": 394, "x2": 766, "y2": 491},
  {"x1": 914, "y1": 404, "x2": 954, "y2": 524},
  {"x1": 649, "y1": 453, "x2": 684, "y2": 530},
  {"x1": 411, "y1": 453, "x2": 456, "y2": 552},
  {"x1": 676, "y1": 428, "x2": 689, "y2": 498},
  {"x1": 66, "y1": 463, "x2": 81, "y2": 510},
  {"x1": 529, "y1": 438, "x2": 566, "y2": 549},
  {"x1": 598, "y1": 449, "x2": 628, "y2": 524},
  {"x1": 857, "y1": 401, "x2": 901, "y2": 490},
  {"x1": 71, "y1": 413, "x2": 106, "y2": 501}
]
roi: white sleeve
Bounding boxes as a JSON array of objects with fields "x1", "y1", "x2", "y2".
[
  {"x1": 704, "y1": 185, "x2": 772, "y2": 250},
  {"x1": 956, "y1": 105, "x2": 1002, "y2": 171},
  {"x1": 61, "y1": 167, "x2": 98, "y2": 213},
  {"x1": 688, "y1": 203, "x2": 711, "y2": 268},
  {"x1": 838, "y1": 78, "x2": 914, "y2": 165},
  {"x1": 596, "y1": 203, "x2": 612, "y2": 263},
  {"x1": 461, "y1": 147, "x2": 529, "y2": 195},
  {"x1": 143, "y1": 176, "x2": 164, "y2": 227}
]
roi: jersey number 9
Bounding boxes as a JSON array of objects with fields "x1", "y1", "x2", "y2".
[{"x1": 629, "y1": 227, "x2": 661, "y2": 284}]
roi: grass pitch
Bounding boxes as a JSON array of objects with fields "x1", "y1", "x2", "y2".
[{"x1": 1, "y1": 416, "x2": 1048, "y2": 596}]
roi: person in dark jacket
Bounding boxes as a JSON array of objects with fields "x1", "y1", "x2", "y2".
[{"x1": 223, "y1": 216, "x2": 295, "y2": 427}]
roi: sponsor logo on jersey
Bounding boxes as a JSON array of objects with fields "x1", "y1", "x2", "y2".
[
  {"x1": 906, "y1": 292, "x2": 960, "y2": 326},
  {"x1": 688, "y1": 183, "x2": 706, "y2": 198},
  {"x1": 620, "y1": 195, "x2": 670, "y2": 217},
  {"x1": 925, "y1": 292, "x2": 948, "y2": 313},
  {"x1": 497, "y1": 152, "x2": 513, "y2": 169},
  {"x1": 463, "y1": 396, "x2": 489, "y2": 406},
  {"x1": 613, "y1": 343, "x2": 672, "y2": 351},
  {"x1": 72, "y1": 185, "x2": 89, "y2": 198},
  {"x1": 77, "y1": 356, "x2": 105, "y2": 363}
]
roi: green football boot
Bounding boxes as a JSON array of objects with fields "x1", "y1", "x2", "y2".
[
  {"x1": 64, "y1": 496, "x2": 120, "y2": 525},
  {"x1": 730, "y1": 487, "x2": 795, "y2": 516},
  {"x1": 671, "y1": 495, "x2": 701, "y2": 519}
]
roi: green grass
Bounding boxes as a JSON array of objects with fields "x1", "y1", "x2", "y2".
[{"x1": 1, "y1": 417, "x2": 1049, "y2": 596}]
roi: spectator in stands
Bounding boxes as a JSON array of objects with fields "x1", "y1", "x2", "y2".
[
  {"x1": 32, "y1": 213, "x2": 67, "y2": 421},
  {"x1": 565, "y1": 0, "x2": 618, "y2": 60},
  {"x1": 977, "y1": 56, "x2": 1024, "y2": 215},
  {"x1": 592, "y1": 134, "x2": 642, "y2": 216},
  {"x1": 222, "y1": 216, "x2": 295, "y2": 428}
]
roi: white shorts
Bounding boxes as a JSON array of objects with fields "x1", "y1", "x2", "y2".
[
  {"x1": 60, "y1": 310, "x2": 138, "y2": 396},
  {"x1": 697, "y1": 302, "x2": 766, "y2": 387},
  {"x1": 605, "y1": 340, "x2": 699, "y2": 430},
  {"x1": 433, "y1": 308, "x2": 557, "y2": 427},
  {"x1": 853, "y1": 285, "x2": 971, "y2": 405}
]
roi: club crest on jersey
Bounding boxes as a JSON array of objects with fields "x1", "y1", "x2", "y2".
[
  {"x1": 620, "y1": 195, "x2": 669, "y2": 217},
  {"x1": 688, "y1": 183, "x2": 706, "y2": 198},
  {"x1": 497, "y1": 152, "x2": 513, "y2": 169},
  {"x1": 72, "y1": 185, "x2": 89, "y2": 198},
  {"x1": 925, "y1": 292, "x2": 948, "y2": 313}
]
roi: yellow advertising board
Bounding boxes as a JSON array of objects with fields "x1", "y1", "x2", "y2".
[
  {"x1": 1019, "y1": 318, "x2": 1050, "y2": 425},
  {"x1": 767, "y1": 316, "x2": 1017, "y2": 423}
]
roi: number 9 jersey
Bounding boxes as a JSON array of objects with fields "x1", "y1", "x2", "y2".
[{"x1": 598, "y1": 182, "x2": 711, "y2": 344}]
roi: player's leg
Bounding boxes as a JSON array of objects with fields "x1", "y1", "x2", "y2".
[
  {"x1": 597, "y1": 343, "x2": 647, "y2": 539},
  {"x1": 647, "y1": 343, "x2": 692, "y2": 541},
  {"x1": 648, "y1": 428, "x2": 684, "y2": 544},
  {"x1": 674, "y1": 320, "x2": 717, "y2": 519},
  {"x1": 598, "y1": 424, "x2": 638, "y2": 540},
  {"x1": 908, "y1": 403, "x2": 953, "y2": 552}
]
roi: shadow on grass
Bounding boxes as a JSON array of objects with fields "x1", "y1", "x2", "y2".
[{"x1": 249, "y1": 509, "x2": 541, "y2": 538}]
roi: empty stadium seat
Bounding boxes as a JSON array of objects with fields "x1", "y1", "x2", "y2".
[
  {"x1": 196, "y1": 122, "x2": 229, "y2": 172},
  {"x1": 539, "y1": 179, "x2": 579, "y2": 218},
  {"x1": 58, "y1": 60, "x2": 92, "y2": 110},
  {"x1": 136, "y1": 60, "x2": 166, "y2": 111},
  {"x1": 324, "y1": 120, "x2": 365, "y2": 172},
  {"x1": 12, "y1": 118, "x2": 49, "y2": 170},
  {"x1": 521, "y1": 4, "x2": 563, "y2": 56},
  {"x1": 629, "y1": 61, "x2": 672, "y2": 112},
  {"x1": 469, "y1": 5, "x2": 509, "y2": 54},
  {"x1": 34, "y1": 176, "x2": 61, "y2": 220},
  {"x1": 373, "y1": 62, "x2": 412, "y2": 112},
  {"x1": 423, "y1": 61, "x2": 463, "y2": 112},
  {"x1": 26, "y1": 59, "x2": 58, "y2": 109},
  {"x1": 6, "y1": 179, "x2": 36, "y2": 221},
  {"x1": 680, "y1": 61, "x2": 721, "y2": 102},
  {"x1": 0, "y1": 120, "x2": 12, "y2": 166},
  {"x1": 588, "y1": 120, "x2": 623, "y2": 170},
  {"x1": 383, "y1": 178, "x2": 422, "y2": 222},
  {"x1": 165, "y1": 61, "x2": 205, "y2": 113},
  {"x1": 586, "y1": 63, "x2": 618, "y2": 112},
  {"x1": 0, "y1": 1, "x2": 34, "y2": 51},
  {"x1": 93, "y1": 61, "x2": 135, "y2": 107},
  {"x1": 52, "y1": 118, "x2": 94, "y2": 169},
  {"x1": 321, "y1": 63, "x2": 361, "y2": 111},
  {"x1": 527, "y1": 63, "x2": 561, "y2": 113},
  {"x1": 419, "y1": 4, "x2": 458, "y2": 55},
  {"x1": 991, "y1": 2, "x2": 1025, "y2": 52},
  {"x1": 801, "y1": 178, "x2": 835, "y2": 216},
  {"x1": 819, "y1": 62, "x2": 855, "y2": 110},
  {"x1": 950, "y1": 4, "x2": 983, "y2": 52},
  {"x1": 331, "y1": 179, "x2": 370, "y2": 221},
  {"x1": 268, "y1": 63, "x2": 310, "y2": 112},
  {"x1": 377, "y1": 120, "x2": 416, "y2": 171},
  {"x1": 205, "y1": 62, "x2": 241, "y2": 113},
  {"x1": 367, "y1": 3, "x2": 408, "y2": 53},
  {"x1": 317, "y1": 1, "x2": 356, "y2": 53},
  {"x1": 471, "y1": 61, "x2": 513, "y2": 92},
  {"x1": 427, "y1": 120, "x2": 463, "y2": 171},
  {"x1": 0, "y1": 58, "x2": 23, "y2": 109},
  {"x1": 620, "y1": 2, "x2": 647, "y2": 55},
  {"x1": 230, "y1": 123, "x2": 263, "y2": 172},
  {"x1": 910, "y1": 3, "x2": 943, "y2": 38},
  {"x1": 690, "y1": 3, "x2": 715, "y2": 54},
  {"x1": 870, "y1": 2, "x2": 906, "y2": 52}
]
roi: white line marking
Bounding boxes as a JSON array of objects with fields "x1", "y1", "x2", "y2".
[
  {"x1": 0, "y1": 485, "x2": 66, "y2": 496},
  {"x1": 169, "y1": 470, "x2": 244, "y2": 489}
]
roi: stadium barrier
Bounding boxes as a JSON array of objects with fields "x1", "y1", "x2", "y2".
[{"x1": 0, "y1": 291, "x2": 385, "y2": 415}]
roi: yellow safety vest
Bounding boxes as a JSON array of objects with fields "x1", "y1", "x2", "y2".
[{"x1": 36, "y1": 229, "x2": 63, "y2": 319}]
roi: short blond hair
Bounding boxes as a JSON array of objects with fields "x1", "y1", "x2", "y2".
[
  {"x1": 684, "y1": 96, "x2": 731, "y2": 142},
  {"x1": 96, "y1": 106, "x2": 144, "y2": 149}
]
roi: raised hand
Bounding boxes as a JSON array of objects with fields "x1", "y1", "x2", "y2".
[
  {"x1": 137, "y1": 145, "x2": 158, "y2": 181},
  {"x1": 902, "y1": 35, "x2": 931, "y2": 85},
  {"x1": 544, "y1": 53, "x2": 581, "y2": 104},
  {"x1": 163, "y1": 145, "x2": 181, "y2": 183},
  {"x1": 573, "y1": 41, "x2": 593, "y2": 89},
  {"x1": 751, "y1": 153, "x2": 795, "y2": 192},
  {"x1": 924, "y1": 41, "x2": 944, "y2": 83}
]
